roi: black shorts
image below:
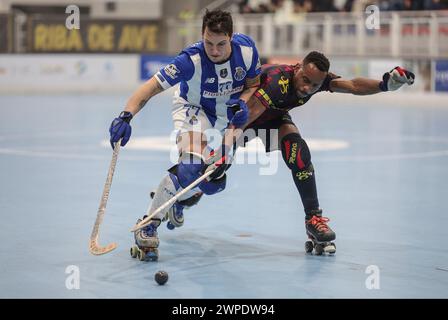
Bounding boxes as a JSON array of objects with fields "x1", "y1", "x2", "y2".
[{"x1": 241, "y1": 112, "x2": 297, "y2": 153}]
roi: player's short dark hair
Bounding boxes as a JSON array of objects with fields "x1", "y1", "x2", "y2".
[
  {"x1": 303, "y1": 51, "x2": 330, "y2": 72},
  {"x1": 202, "y1": 9, "x2": 233, "y2": 36}
]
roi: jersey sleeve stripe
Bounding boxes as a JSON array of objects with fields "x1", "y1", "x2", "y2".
[
  {"x1": 254, "y1": 89, "x2": 271, "y2": 108},
  {"x1": 240, "y1": 45, "x2": 254, "y2": 72},
  {"x1": 155, "y1": 71, "x2": 173, "y2": 90}
]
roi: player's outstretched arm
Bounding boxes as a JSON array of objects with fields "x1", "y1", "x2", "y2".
[
  {"x1": 329, "y1": 66, "x2": 415, "y2": 96},
  {"x1": 124, "y1": 76, "x2": 165, "y2": 116},
  {"x1": 108, "y1": 76, "x2": 164, "y2": 149}
]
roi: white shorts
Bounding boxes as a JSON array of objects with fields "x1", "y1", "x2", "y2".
[{"x1": 171, "y1": 97, "x2": 230, "y2": 151}]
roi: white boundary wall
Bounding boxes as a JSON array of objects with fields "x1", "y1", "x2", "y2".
[
  {"x1": 0, "y1": 54, "x2": 140, "y2": 94},
  {"x1": 0, "y1": 54, "x2": 446, "y2": 100}
]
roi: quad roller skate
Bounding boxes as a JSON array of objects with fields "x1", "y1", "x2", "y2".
[
  {"x1": 304, "y1": 210, "x2": 336, "y2": 255},
  {"x1": 148, "y1": 191, "x2": 185, "y2": 230},
  {"x1": 130, "y1": 217, "x2": 160, "y2": 261},
  {"x1": 149, "y1": 191, "x2": 174, "y2": 230}
]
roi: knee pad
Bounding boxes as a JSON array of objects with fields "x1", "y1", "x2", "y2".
[
  {"x1": 198, "y1": 174, "x2": 226, "y2": 195},
  {"x1": 175, "y1": 152, "x2": 226, "y2": 195},
  {"x1": 176, "y1": 152, "x2": 204, "y2": 189},
  {"x1": 178, "y1": 192, "x2": 203, "y2": 207},
  {"x1": 281, "y1": 133, "x2": 313, "y2": 175}
]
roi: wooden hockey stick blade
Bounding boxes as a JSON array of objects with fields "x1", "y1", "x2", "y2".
[
  {"x1": 89, "y1": 140, "x2": 121, "y2": 256},
  {"x1": 89, "y1": 239, "x2": 117, "y2": 255}
]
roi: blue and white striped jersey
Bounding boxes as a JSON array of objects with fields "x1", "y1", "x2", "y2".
[{"x1": 155, "y1": 33, "x2": 261, "y2": 125}]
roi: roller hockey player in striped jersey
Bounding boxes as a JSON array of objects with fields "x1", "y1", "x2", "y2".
[
  {"x1": 239, "y1": 52, "x2": 415, "y2": 255},
  {"x1": 108, "y1": 9, "x2": 261, "y2": 261}
]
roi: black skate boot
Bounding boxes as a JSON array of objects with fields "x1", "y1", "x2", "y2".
[
  {"x1": 304, "y1": 209, "x2": 336, "y2": 255},
  {"x1": 130, "y1": 216, "x2": 160, "y2": 261}
]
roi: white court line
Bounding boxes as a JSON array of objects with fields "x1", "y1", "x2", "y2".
[
  {"x1": 317, "y1": 150, "x2": 448, "y2": 162},
  {"x1": 0, "y1": 130, "x2": 104, "y2": 141},
  {"x1": 0, "y1": 148, "x2": 164, "y2": 161},
  {"x1": 101, "y1": 136, "x2": 351, "y2": 152},
  {"x1": 1, "y1": 135, "x2": 448, "y2": 162},
  {"x1": 0, "y1": 148, "x2": 109, "y2": 160}
]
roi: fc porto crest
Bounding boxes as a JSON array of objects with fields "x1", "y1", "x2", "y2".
[
  {"x1": 220, "y1": 68, "x2": 228, "y2": 78},
  {"x1": 234, "y1": 67, "x2": 246, "y2": 81}
]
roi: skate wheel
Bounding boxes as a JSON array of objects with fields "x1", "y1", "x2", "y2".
[
  {"x1": 137, "y1": 249, "x2": 146, "y2": 261},
  {"x1": 327, "y1": 242, "x2": 336, "y2": 254},
  {"x1": 314, "y1": 244, "x2": 324, "y2": 255},
  {"x1": 147, "y1": 248, "x2": 159, "y2": 261},
  {"x1": 167, "y1": 221, "x2": 175, "y2": 230},
  {"x1": 305, "y1": 241, "x2": 314, "y2": 253},
  {"x1": 130, "y1": 246, "x2": 139, "y2": 259}
]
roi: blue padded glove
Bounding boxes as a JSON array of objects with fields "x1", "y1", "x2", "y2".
[
  {"x1": 109, "y1": 111, "x2": 133, "y2": 149},
  {"x1": 226, "y1": 98, "x2": 248, "y2": 128}
]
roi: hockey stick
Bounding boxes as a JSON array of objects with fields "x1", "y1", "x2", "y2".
[
  {"x1": 89, "y1": 139, "x2": 121, "y2": 255},
  {"x1": 131, "y1": 125, "x2": 240, "y2": 233},
  {"x1": 130, "y1": 158, "x2": 224, "y2": 232},
  {"x1": 131, "y1": 101, "x2": 268, "y2": 233}
]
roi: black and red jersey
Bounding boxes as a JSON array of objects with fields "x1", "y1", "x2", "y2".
[{"x1": 251, "y1": 64, "x2": 339, "y2": 126}]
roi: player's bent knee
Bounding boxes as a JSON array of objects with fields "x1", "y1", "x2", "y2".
[
  {"x1": 176, "y1": 152, "x2": 204, "y2": 189},
  {"x1": 178, "y1": 192, "x2": 203, "y2": 207},
  {"x1": 175, "y1": 151, "x2": 227, "y2": 195},
  {"x1": 198, "y1": 174, "x2": 226, "y2": 195},
  {"x1": 281, "y1": 133, "x2": 312, "y2": 172}
]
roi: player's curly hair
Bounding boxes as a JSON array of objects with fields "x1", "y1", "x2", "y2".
[
  {"x1": 202, "y1": 9, "x2": 233, "y2": 36},
  {"x1": 303, "y1": 51, "x2": 330, "y2": 72}
]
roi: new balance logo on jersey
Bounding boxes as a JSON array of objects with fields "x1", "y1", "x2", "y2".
[{"x1": 205, "y1": 77, "x2": 216, "y2": 84}]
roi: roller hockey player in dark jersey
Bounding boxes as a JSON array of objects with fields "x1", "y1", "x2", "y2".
[{"x1": 239, "y1": 51, "x2": 415, "y2": 255}]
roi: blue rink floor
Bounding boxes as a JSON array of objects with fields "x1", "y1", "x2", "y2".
[{"x1": 0, "y1": 92, "x2": 448, "y2": 298}]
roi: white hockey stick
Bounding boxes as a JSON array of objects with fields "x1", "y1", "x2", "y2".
[
  {"x1": 130, "y1": 165, "x2": 219, "y2": 232},
  {"x1": 131, "y1": 124, "x2": 243, "y2": 233},
  {"x1": 89, "y1": 140, "x2": 121, "y2": 255}
]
